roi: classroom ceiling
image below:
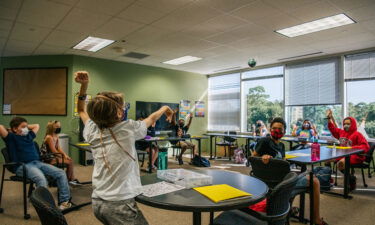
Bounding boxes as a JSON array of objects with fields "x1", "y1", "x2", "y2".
[{"x1": 1, "y1": 0, "x2": 375, "y2": 74}]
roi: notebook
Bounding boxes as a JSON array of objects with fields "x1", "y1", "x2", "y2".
[
  {"x1": 326, "y1": 146, "x2": 351, "y2": 149},
  {"x1": 193, "y1": 184, "x2": 251, "y2": 203},
  {"x1": 285, "y1": 154, "x2": 298, "y2": 159}
]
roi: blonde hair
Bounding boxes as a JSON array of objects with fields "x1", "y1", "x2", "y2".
[
  {"x1": 87, "y1": 91, "x2": 124, "y2": 130},
  {"x1": 45, "y1": 120, "x2": 58, "y2": 137}
]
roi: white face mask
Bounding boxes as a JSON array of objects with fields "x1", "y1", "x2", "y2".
[{"x1": 20, "y1": 127, "x2": 29, "y2": 136}]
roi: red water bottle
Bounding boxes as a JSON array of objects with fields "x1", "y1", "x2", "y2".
[{"x1": 311, "y1": 137, "x2": 320, "y2": 161}]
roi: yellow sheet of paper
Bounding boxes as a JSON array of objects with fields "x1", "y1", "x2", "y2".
[
  {"x1": 326, "y1": 146, "x2": 351, "y2": 149},
  {"x1": 193, "y1": 184, "x2": 251, "y2": 203},
  {"x1": 77, "y1": 143, "x2": 90, "y2": 146},
  {"x1": 285, "y1": 154, "x2": 298, "y2": 159}
]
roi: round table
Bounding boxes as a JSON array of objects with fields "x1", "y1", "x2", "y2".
[{"x1": 136, "y1": 169, "x2": 268, "y2": 225}]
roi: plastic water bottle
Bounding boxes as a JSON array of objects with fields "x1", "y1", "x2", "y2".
[{"x1": 311, "y1": 137, "x2": 320, "y2": 161}]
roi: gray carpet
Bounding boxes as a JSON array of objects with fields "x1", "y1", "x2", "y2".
[{"x1": 0, "y1": 156, "x2": 374, "y2": 225}]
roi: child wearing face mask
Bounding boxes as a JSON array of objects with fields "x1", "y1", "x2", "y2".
[
  {"x1": 75, "y1": 71, "x2": 174, "y2": 225},
  {"x1": 292, "y1": 119, "x2": 318, "y2": 150},
  {"x1": 0, "y1": 117, "x2": 72, "y2": 210},
  {"x1": 252, "y1": 117, "x2": 328, "y2": 225},
  {"x1": 326, "y1": 109, "x2": 370, "y2": 190},
  {"x1": 44, "y1": 120, "x2": 80, "y2": 185}
]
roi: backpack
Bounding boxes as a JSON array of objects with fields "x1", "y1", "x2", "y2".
[
  {"x1": 313, "y1": 166, "x2": 332, "y2": 191},
  {"x1": 39, "y1": 143, "x2": 54, "y2": 161},
  {"x1": 192, "y1": 155, "x2": 211, "y2": 167},
  {"x1": 233, "y1": 147, "x2": 246, "y2": 164}
]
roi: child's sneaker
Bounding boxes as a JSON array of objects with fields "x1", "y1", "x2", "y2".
[
  {"x1": 59, "y1": 201, "x2": 72, "y2": 210},
  {"x1": 69, "y1": 179, "x2": 82, "y2": 186}
]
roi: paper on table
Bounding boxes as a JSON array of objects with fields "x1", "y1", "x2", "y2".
[
  {"x1": 287, "y1": 152, "x2": 310, "y2": 157},
  {"x1": 141, "y1": 181, "x2": 185, "y2": 197}
]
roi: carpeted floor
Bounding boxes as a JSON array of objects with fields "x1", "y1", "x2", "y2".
[{"x1": 0, "y1": 154, "x2": 374, "y2": 225}]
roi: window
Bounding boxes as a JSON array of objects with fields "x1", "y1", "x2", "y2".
[
  {"x1": 345, "y1": 52, "x2": 375, "y2": 138},
  {"x1": 285, "y1": 58, "x2": 342, "y2": 135},
  {"x1": 208, "y1": 73, "x2": 240, "y2": 131},
  {"x1": 286, "y1": 105, "x2": 343, "y2": 136},
  {"x1": 241, "y1": 66, "x2": 284, "y2": 132}
]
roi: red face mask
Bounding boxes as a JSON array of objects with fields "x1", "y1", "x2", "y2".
[{"x1": 271, "y1": 130, "x2": 284, "y2": 140}]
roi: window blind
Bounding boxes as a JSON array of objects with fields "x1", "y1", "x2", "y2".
[
  {"x1": 345, "y1": 52, "x2": 375, "y2": 80},
  {"x1": 285, "y1": 58, "x2": 340, "y2": 106},
  {"x1": 208, "y1": 73, "x2": 240, "y2": 131}
]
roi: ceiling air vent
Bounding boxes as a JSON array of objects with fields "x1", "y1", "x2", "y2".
[{"x1": 123, "y1": 52, "x2": 149, "y2": 59}]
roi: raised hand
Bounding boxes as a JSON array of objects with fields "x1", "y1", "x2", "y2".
[
  {"x1": 164, "y1": 106, "x2": 174, "y2": 123},
  {"x1": 74, "y1": 71, "x2": 89, "y2": 84},
  {"x1": 326, "y1": 109, "x2": 333, "y2": 119}
]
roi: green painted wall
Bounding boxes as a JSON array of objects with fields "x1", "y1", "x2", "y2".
[{"x1": 0, "y1": 55, "x2": 208, "y2": 163}]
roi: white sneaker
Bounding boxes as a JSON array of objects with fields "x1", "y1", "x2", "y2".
[
  {"x1": 69, "y1": 180, "x2": 82, "y2": 186},
  {"x1": 59, "y1": 201, "x2": 72, "y2": 210}
]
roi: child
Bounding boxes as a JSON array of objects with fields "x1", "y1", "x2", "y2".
[
  {"x1": 326, "y1": 109, "x2": 370, "y2": 190},
  {"x1": 0, "y1": 117, "x2": 71, "y2": 210},
  {"x1": 252, "y1": 120, "x2": 268, "y2": 137},
  {"x1": 291, "y1": 119, "x2": 318, "y2": 150},
  {"x1": 75, "y1": 71, "x2": 173, "y2": 225},
  {"x1": 170, "y1": 110, "x2": 196, "y2": 165},
  {"x1": 135, "y1": 116, "x2": 159, "y2": 170},
  {"x1": 253, "y1": 117, "x2": 328, "y2": 225},
  {"x1": 44, "y1": 120, "x2": 80, "y2": 185}
]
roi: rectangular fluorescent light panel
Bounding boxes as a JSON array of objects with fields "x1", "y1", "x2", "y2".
[
  {"x1": 276, "y1": 14, "x2": 355, "y2": 37},
  {"x1": 73, "y1": 36, "x2": 115, "y2": 52},
  {"x1": 163, "y1": 56, "x2": 202, "y2": 65}
]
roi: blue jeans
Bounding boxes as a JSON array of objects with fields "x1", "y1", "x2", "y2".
[{"x1": 16, "y1": 160, "x2": 70, "y2": 203}]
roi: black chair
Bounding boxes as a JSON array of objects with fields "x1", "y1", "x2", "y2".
[
  {"x1": 215, "y1": 131, "x2": 238, "y2": 160},
  {"x1": 30, "y1": 186, "x2": 68, "y2": 225},
  {"x1": 136, "y1": 150, "x2": 147, "y2": 167},
  {"x1": 0, "y1": 147, "x2": 34, "y2": 219},
  {"x1": 350, "y1": 142, "x2": 375, "y2": 187},
  {"x1": 0, "y1": 142, "x2": 63, "y2": 219},
  {"x1": 213, "y1": 172, "x2": 298, "y2": 225},
  {"x1": 248, "y1": 157, "x2": 308, "y2": 224}
]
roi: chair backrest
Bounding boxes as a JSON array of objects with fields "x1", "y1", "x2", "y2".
[
  {"x1": 224, "y1": 131, "x2": 237, "y2": 143},
  {"x1": 30, "y1": 186, "x2": 68, "y2": 225},
  {"x1": 249, "y1": 157, "x2": 291, "y2": 189},
  {"x1": 365, "y1": 142, "x2": 375, "y2": 163},
  {"x1": 1, "y1": 147, "x2": 16, "y2": 173},
  {"x1": 266, "y1": 172, "x2": 298, "y2": 223}
]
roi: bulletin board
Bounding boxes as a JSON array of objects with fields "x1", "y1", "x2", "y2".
[{"x1": 2, "y1": 67, "x2": 68, "y2": 115}]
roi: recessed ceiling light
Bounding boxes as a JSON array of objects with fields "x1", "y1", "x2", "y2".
[
  {"x1": 73, "y1": 36, "x2": 115, "y2": 52},
  {"x1": 276, "y1": 14, "x2": 355, "y2": 38},
  {"x1": 162, "y1": 56, "x2": 202, "y2": 65}
]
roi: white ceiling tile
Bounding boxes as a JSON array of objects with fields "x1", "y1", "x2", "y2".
[
  {"x1": 91, "y1": 43, "x2": 140, "y2": 59},
  {"x1": 117, "y1": 3, "x2": 165, "y2": 24},
  {"x1": 10, "y1": 22, "x2": 51, "y2": 43},
  {"x1": 136, "y1": 0, "x2": 192, "y2": 13},
  {"x1": 93, "y1": 18, "x2": 145, "y2": 40},
  {"x1": 360, "y1": 18, "x2": 375, "y2": 31},
  {"x1": 230, "y1": 1, "x2": 281, "y2": 22},
  {"x1": 33, "y1": 44, "x2": 67, "y2": 55},
  {"x1": 0, "y1": 0, "x2": 23, "y2": 9},
  {"x1": 289, "y1": 1, "x2": 342, "y2": 21},
  {"x1": 17, "y1": 0, "x2": 72, "y2": 28},
  {"x1": 124, "y1": 25, "x2": 175, "y2": 45},
  {"x1": 208, "y1": 23, "x2": 268, "y2": 43},
  {"x1": 57, "y1": 8, "x2": 111, "y2": 33},
  {"x1": 0, "y1": 29, "x2": 10, "y2": 39},
  {"x1": 43, "y1": 29, "x2": 86, "y2": 48},
  {"x1": 323, "y1": 39, "x2": 375, "y2": 54},
  {"x1": 206, "y1": 32, "x2": 245, "y2": 45},
  {"x1": 49, "y1": 0, "x2": 80, "y2": 6},
  {"x1": 328, "y1": 0, "x2": 375, "y2": 11},
  {"x1": 0, "y1": 6, "x2": 18, "y2": 20},
  {"x1": 0, "y1": 19, "x2": 13, "y2": 30},
  {"x1": 264, "y1": 0, "x2": 316, "y2": 13},
  {"x1": 76, "y1": 0, "x2": 135, "y2": 15},
  {"x1": 195, "y1": 46, "x2": 242, "y2": 58},
  {"x1": 254, "y1": 13, "x2": 301, "y2": 30},
  {"x1": 199, "y1": 0, "x2": 255, "y2": 13},
  {"x1": 346, "y1": 3, "x2": 375, "y2": 22},
  {"x1": 4, "y1": 39, "x2": 39, "y2": 56},
  {"x1": 199, "y1": 14, "x2": 248, "y2": 33},
  {"x1": 151, "y1": 1, "x2": 222, "y2": 31}
]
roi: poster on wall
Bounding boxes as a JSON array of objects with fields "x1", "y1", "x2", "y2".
[
  {"x1": 74, "y1": 93, "x2": 92, "y2": 117},
  {"x1": 194, "y1": 101, "x2": 205, "y2": 117},
  {"x1": 179, "y1": 100, "x2": 191, "y2": 120}
]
